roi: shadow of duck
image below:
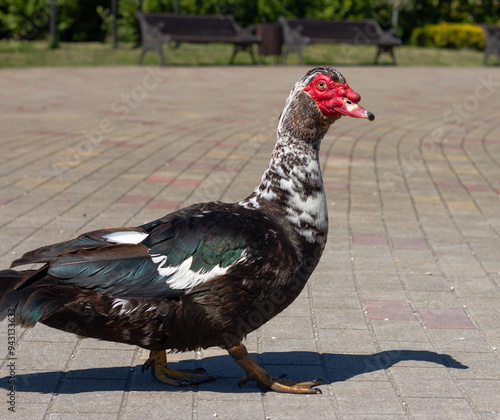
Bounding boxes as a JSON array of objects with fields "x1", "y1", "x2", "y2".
[{"x1": 0, "y1": 350, "x2": 467, "y2": 394}]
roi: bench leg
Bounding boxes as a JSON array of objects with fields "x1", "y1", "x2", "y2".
[
  {"x1": 230, "y1": 44, "x2": 257, "y2": 65},
  {"x1": 389, "y1": 47, "x2": 397, "y2": 65},
  {"x1": 138, "y1": 45, "x2": 166, "y2": 66},
  {"x1": 139, "y1": 48, "x2": 147, "y2": 65},
  {"x1": 375, "y1": 46, "x2": 397, "y2": 65},
  {"x1": 281, "y1": 47, "x2": 287, "y2": 65},
  {"x1": 248, "y1": 46, "x2": 257, "y2": 65},
  {"x1": 230, "y1": 45, "x2": 238, "y2": 65},
  {"x1": 374, "y1": 48, "x2": 381, "y2": 65},
  {"x1": 158, "y1": 45, "x2": 166, "y2": 66},
  {"x1": 281, "y1": 46, "x2": 295, "y2": 65},
  {"x1": 297, "y1": 46, "x2": 305, "y2": 65},
  {"x1": 281, "y1": 45, "x2": 304, "y2": 65}
]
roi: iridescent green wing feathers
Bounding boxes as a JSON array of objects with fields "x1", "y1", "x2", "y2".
[
  {"x1": 11, "y1": 205, "x2": 274, "y2": 301},
  {"x1": 144, "y1": 210, "x2": 246, "y2": 274}
]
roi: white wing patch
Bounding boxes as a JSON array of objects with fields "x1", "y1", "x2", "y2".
[
  {"x1": 150, "y1": 253, "x2": 242, "y2": 292},
  {"x1": 104, "y1": 231, "x2": 148, "y2": 244}
]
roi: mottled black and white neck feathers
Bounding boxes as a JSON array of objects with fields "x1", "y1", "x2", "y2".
[{"x1": 240, "y1": 67, "x2": 346, "y2": 247}]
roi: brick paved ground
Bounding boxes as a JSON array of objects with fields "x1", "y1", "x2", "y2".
[{"x1": 0, "y1": 65, "x2": 499, "y2": 419}]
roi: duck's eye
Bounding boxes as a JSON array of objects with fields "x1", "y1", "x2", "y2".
[{"x1": 316, "y1": 81, "x2": 327, "y2": 90}]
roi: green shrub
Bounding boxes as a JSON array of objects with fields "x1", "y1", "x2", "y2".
[{"x1": 411, "y1": 22, "x2": 484, "y2": 50}]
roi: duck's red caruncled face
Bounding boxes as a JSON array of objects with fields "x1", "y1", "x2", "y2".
[{"x1": 304, "y1": 74, "x2": 374, "y2": 121}]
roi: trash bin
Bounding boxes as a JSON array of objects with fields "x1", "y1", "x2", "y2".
[{"x1": 257, "y1": 23, "x2": 283, "y2": 56}]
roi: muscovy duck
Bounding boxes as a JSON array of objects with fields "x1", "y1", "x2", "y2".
[{"x1": 0, "y1": 67, "x2": 373, "y2": 394}]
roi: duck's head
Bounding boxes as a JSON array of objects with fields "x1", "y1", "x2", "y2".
[
  {"x1": 302, "y1": 67, "x2": 375, "y2": 121},
  {"x1": 278, "y1": 67, "x2": 374, "y2": 141}
]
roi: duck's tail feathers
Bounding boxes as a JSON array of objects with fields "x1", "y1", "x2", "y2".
[{"x1": 0, "y1": 269, "x2": 61, "y2": 327}]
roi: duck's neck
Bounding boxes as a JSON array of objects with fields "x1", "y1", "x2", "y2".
[
  {"x1": 240, "y1": 91, "x2": 338, "y2": 249},
  {"x1": 245, "y1": 134, "x2": 328, "y2": 247}
]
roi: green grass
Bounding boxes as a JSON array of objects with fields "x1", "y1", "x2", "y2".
[{"x1": 0, "y1": 39, "x2": 494, "y2": 67}]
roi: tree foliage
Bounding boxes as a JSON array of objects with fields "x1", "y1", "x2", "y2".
[
  {"x1": 1, "y1": 0, "x2": 499, "y2": 44},
  {"x1": 398, "y1": 0, "x2": 500, "y2": 42},
  {"x1": 0, "y1": 0, "x2": 107, "y2": 41}
]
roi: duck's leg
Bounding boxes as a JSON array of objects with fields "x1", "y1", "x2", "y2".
[
  {"x1": 227, "y1": 344, "x2": 324, "y2": 394},
  {"x1": 141, "y1": 350, "x2": 217, "y2": 386}
]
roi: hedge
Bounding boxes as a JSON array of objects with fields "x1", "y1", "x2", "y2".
[{"x1": 411, "y1": 22, "x2": 485, "y2": 51}]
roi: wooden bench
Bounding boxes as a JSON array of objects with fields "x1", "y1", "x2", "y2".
[
  {"x1": 278, "y1": 16, "x2": 401, "y2": 65},
  {"x1": 135, "y1": 12, "x2": 261, "y2": 65},
  {"x1": 482, "y1": 25, "x2": 500, "y2": 64}
]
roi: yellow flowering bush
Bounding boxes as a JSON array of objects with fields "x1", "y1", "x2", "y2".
[{"x1": 411, "y1": 22, "x2": 485, "y2": 50}]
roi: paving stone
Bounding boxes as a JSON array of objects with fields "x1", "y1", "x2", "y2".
[
  {"x1": 311, "y1": 290, "x2": 362, "y2": 309},
  {"x1": 265, "y1": 392, "x2": 336, "y2": 420},
  {"x1": 333, "y1": 381, "x2": 406, "y2": 416},
  {"x1": 352, "y1": 233, "x2": 388, "y2": 246},
  {"x1": 260, "y1": 339, "x2": 320, "y2": 363},
  {"x1": 22, "y1": 323, "x2": 80, "y2": 343},
  {"x1": 318, "y1": 329, "x2": 378, "y2": 354},
  {"x1": 116, "y1": 195, "x2": 151, "y2": 205},
  {"x1": 354, "y1": 269, "x2": 401, "y2": 285},
  {"x1": 342, "y1": 415, "x2": 408, "y2": 420},
  {"x1": 404, "y1": 397, "x2": 477, "y2": 419},
  {"x1": 48, "y1": 413, "x2": 119, "y2": 420},
  {"x1": 120, "y1": 390, "x2": 193, "y2": 420},
  {"x1": 197, "y1": 397, "x2": 265, "y2": 420},
  {"x1": 170, "y1": 178, "x2": 202, "y2": 187},
  {"x1": 12, "y1": 342, "x2": 76, "y2": 371},
  {"x1": 49, "y1": 379, "x2": 125, "y2": 413},
  {"x1": 370, "y1": 319, "x2": 428, "y2": 342},
  {"x1": 361, "y1": 284, "x2": 409, "y2": 301},
  {"x1": 145, "y1": 174, "x2": 174, "y2": 183},
  {"x1": 449, "y1": 353, "x2": 500, "y2": 380},
  {"x1": 418, "y1": 308, "x2": 475, "y2": 329},
  {"x1": 408, "y1": 288, "x2": 462, "y2": 307},
  {"x1": 145, "y1": 199, "x2": 182, "y2": 209},
  {"x1": 78, "y1": 338, "x2": 136, "y2": 350},
  {"x1": 260, "y1": 316, "x2": 315, "y2": 340},
  {"x1": 390, "y1": 366, "x2": 463, "y2": 398},
  {"x1": 425, "y1": 329, "x2": 493, "y2": 353},
  {"x1": 66, "y1": 348, "x2": 135, "y2": 379},
  {"x1": 459, "y1": 379, "x2": 500, "y2": 414},
  {"x1": 3, "y1": 369, "x2": 63, "y2": 403},
  {"x1": 9, "y1": 402, "x2": 49, "y2": 419},
  {"x1": 390, "y1": 237, "x2": 429, "y2": 250},
  {"x1": 365, "y1": 301, "x2": 416, "y2": 321},
  {"x1": 315, "y1": 307, "x2": 367, "y2": 330}
]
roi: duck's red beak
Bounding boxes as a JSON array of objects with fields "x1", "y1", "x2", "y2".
[{"x1": 335, "y1": 98, "x2": 375, "y2": 121}]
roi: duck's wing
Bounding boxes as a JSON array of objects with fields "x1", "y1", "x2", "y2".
[
  {"x1": 45, "y1": 242, "x2": 180, "y2": 299},
  {"x1": 10, "y1": 227, "x2": 148, "y2": 268},
  {"x1": 19, "y1": 208, "x2": 278, "y2": 301}
]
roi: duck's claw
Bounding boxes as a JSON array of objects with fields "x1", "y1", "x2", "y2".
[
  {"x1": 269, "y1": 377, "x2": 324, "y2": 394},
  {"x1": 238, "y1": 374, "x2": 324, "y2": 394},
  {"x1": 229, "y1": 344, "x2": 325, "y2": 394},
  {"x1": 142, "y1": 350, "x2": 217, "y2": 386}
]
